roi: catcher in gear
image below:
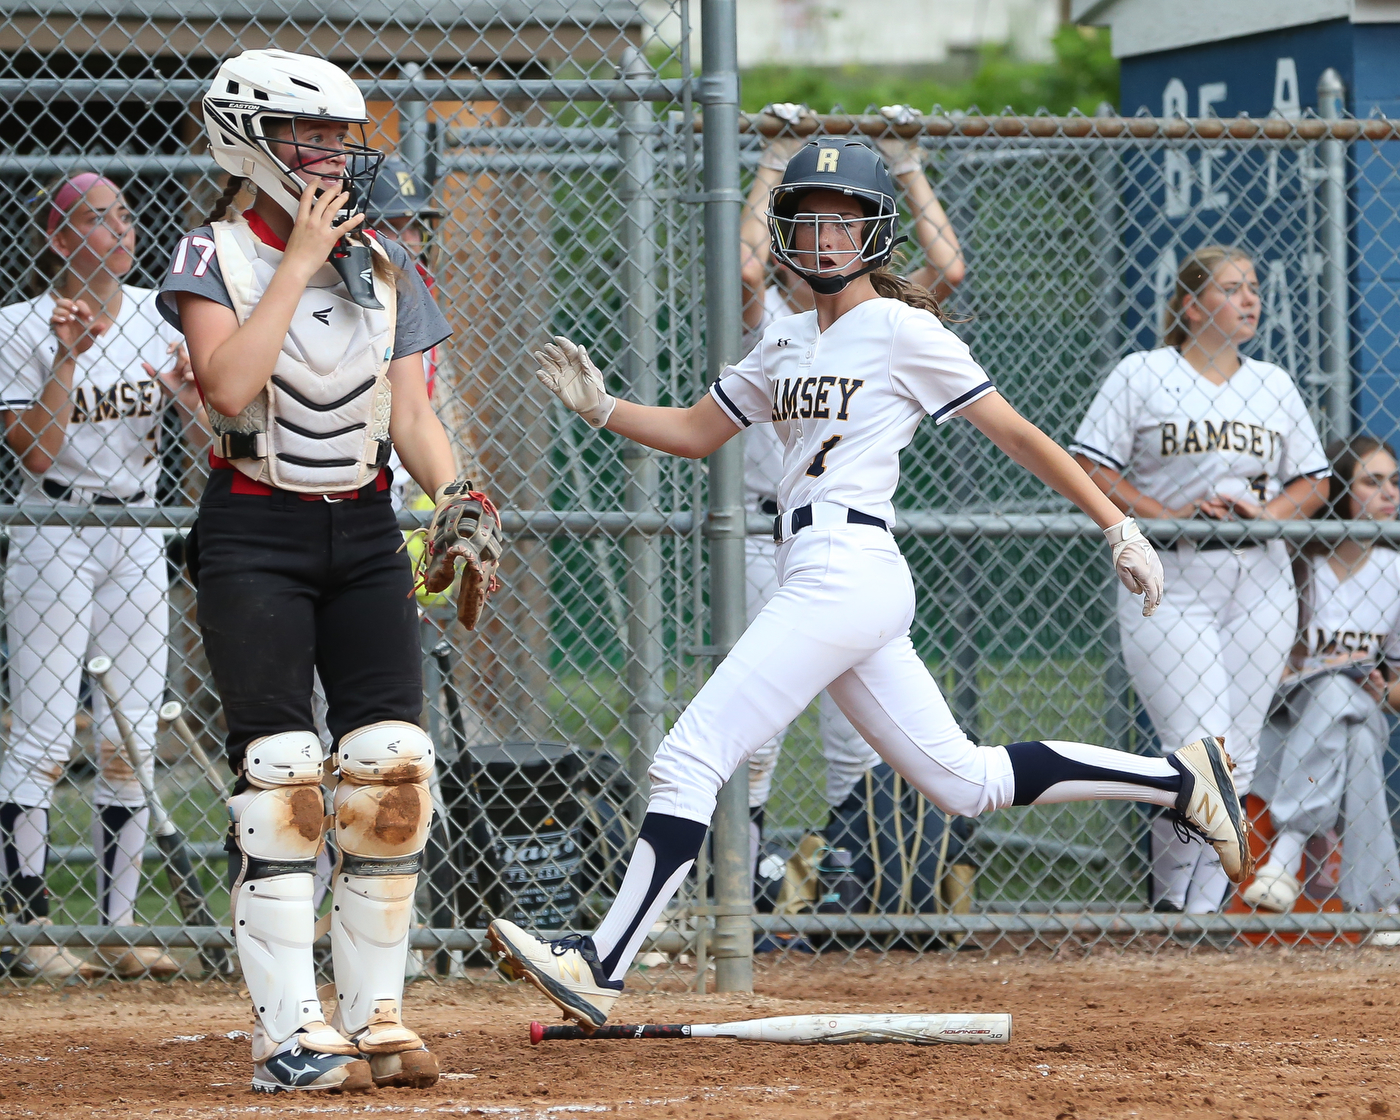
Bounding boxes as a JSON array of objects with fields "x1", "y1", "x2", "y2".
[
  {"x1": 160, "y1": 49, "x2": 486, "y2": 1095},
  {"x1": 420, "y1": 476, "x2": 503, "y2": 630}
]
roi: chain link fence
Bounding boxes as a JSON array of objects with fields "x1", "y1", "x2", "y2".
[{"x1": 0, "y1": 1, "x2": 1398, "y2": 989}]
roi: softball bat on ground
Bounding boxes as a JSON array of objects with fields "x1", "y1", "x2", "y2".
[{"x1": 531, "y1": 1013, "x2": 1011, "y2": 1045}]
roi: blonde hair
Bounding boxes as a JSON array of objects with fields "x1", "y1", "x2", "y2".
[{"x1": 1161, "y1": 244, "x2": 1253, "y2": 348}]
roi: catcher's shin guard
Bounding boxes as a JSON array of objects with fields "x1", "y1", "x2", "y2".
[
  {"x1": 230, "y1": 731, "x2": 356, "y2": 1064},
  {"x1": 330, "y1": 721, "x2": 435, "y2": 1081}
]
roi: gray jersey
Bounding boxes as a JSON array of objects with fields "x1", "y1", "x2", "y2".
[{"x1": 157, "y1": 223, "x2": 451, "y2": 359}]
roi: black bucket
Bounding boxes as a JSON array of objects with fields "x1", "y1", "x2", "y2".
[{"x1": 439, "y1": 741, "x2": 586, "y2": 931}]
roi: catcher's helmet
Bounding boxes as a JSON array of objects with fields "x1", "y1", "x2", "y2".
[
  {"x1": 362, "y1": 156, "x2": 442, "y2": 225},
  {"x1": 203, "y1": 49, "x2": 383, "y2": 223},
  {"x1": 768, "y1": 138, "x2": 901, "y2": 295}
]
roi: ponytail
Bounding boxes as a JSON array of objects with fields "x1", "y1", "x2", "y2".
[
  {"x1": 204, "y1": 174, "x2": 249, "y2": 225},
  {"x1": 868, "y1": 266, "x2": 947, "y2": 319}
]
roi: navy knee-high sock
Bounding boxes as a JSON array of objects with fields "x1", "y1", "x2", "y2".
[
  {"x1": 0, "y1": 802, "x2": 49, "y2": 921},
  {"x1": 1005, "y1": 741, "x2": 1181, "y2": 807},
  {"x1": 591, "y1": 813, "x2": 708, "y2": 982}
]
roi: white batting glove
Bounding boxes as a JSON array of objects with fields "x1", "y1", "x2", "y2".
[
  {"x1": 534, "y1": 336, "x2": 616, "y2": 429},
  {"x1": 877, "y1": 105, "x2": 925, "y2": 177},
  {"x1": 1104, "y1": 517, "x2": 1164, "y2": 617},
  {"x1": 758, "y1": 102, "x2": 817, "y2": 171}
]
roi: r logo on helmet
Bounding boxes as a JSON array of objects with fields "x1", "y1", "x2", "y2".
[
  {"x1": 816, "y1": 148, "x2": 840, "y2": 173},
  {"x1": 395, "y1": 171, "x2": 416, "y2": 196}
]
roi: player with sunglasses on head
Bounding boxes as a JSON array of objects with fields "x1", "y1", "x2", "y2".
[
  {"x1": 159, "y1": 49, "x2": 498, "y2": 1094},
  {"x1": 0, "y1": 172, "x2": 203, "y2": 980},
  {"x1": 488, "y1": 138, "x2": 1251, "y2": 1030}
]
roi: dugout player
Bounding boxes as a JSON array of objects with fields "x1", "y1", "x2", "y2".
[
  {"x1": 159, "y1": 49, "x2": 494, "y2": 1093},
  {"x1": 1247, "y1": 435, "x2": 1400, "y2": 913},
  {"x1": 0, "y1": 173, "x2": 204, "y2": 980},
  {"x1": 489, "y1": 138, "x2": 1253, "y2": 1030},
  {"x1": 739, "y1": 105, "x2": 965, "y2": 842},
  {"x1": 1072, "y1": 245, "x2": 1329, "y2": 914},
  {"x1": 361, "y1": 155, "x2": 445, "y2": 510}
]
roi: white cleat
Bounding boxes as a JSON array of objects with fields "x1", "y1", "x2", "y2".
[
  {"x1": 486, "y1": 919, "x2": 623, "y2": 1030},
  {"x1": 1241, "y1": 865, "x2": 1303, "y2": 913},
  {"x1": 1168, "y1": 736, "x2": 1254, "y2": 884}
]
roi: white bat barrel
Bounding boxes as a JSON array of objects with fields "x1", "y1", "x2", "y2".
[{"x1": 690, "y1": 1013, "x2": 1011, "y2": 1045}]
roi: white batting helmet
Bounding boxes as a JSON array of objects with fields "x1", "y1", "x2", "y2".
[{"x1": 203, "y1": 49, "x2": 383, "y2": 222}]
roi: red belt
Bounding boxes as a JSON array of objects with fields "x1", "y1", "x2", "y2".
[{"x1": 215, "y1": 462, "x2": 388, "y2": 500}]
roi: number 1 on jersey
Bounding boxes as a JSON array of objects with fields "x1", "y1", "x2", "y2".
[{"x1": 806, "y1": 435, "x2": 842, "y2": 477}]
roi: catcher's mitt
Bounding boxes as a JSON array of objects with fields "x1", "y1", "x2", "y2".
[{"x1": 421, "y1": 477, "x2": 503, "y2": 629}]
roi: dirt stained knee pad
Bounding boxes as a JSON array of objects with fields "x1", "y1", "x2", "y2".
[
  {"x1": 333, "y1": 781, "x2": 431, "y2": 859},
  {"x1": 230, "y1": 785, "x2": 327, "y2": 862}
]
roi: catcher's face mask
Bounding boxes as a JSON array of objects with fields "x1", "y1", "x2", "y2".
[{"x1": 261, "y1": 116, "x2": 384, "y2": 219}]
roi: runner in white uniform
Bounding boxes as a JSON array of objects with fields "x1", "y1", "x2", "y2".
[
  {"x1": 489, "y1": 139, "x2": 1252, "y2": 1030},
  {"x1": 1072, "y1": 244, "x2": 1329, "y2": 914},
  {"x1": 0, "y1": 173, "x2": 203, "y2": 980},
  {"x1": 1247, "y1": 435, "x2": 1400, "y2": 913},
  {"x1": 739, "y1": 106, "x2": 966, "y2": 826}
]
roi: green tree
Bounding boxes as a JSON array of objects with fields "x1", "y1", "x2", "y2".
[{"x1": 739, "y1": 25, "x2": 1118, "y2": 117}]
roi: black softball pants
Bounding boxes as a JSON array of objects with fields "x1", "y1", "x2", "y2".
[{"x1": 191, "y1": 469, "x2": 423, "y2": 773}]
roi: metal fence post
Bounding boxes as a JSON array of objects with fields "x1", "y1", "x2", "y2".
[
  {"x1": 1318, "y1": 67, "x2": 1351, "y2": 443},
  {"x1": 397, "y1": 61, "x2": 429, "y2": 181},
  {"x1": 618, "y1": 47, "x2": 666, "y2": 824},
  {"x1": 699, "y1": 0, "x2": 753, "y2": 993}
]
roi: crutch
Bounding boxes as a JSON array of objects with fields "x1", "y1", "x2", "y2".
[
  {"x1": 157, "y1": 700, "x2": 226, "y2": 795},
  {"x1": 87, "y1": 657, "x2": 232, "y2": 976}
]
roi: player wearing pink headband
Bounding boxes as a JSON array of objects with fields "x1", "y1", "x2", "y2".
[
  {"x1": 0, "y1": 171, "x2": 206, "y2": 980},
  {"x1": 43, "y1": 172, "x2": 120, "y2": 235}
]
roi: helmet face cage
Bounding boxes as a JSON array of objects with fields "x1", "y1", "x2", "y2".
[
  {"x1": 246, "y1": 113, "x2": 384, "y2": 218},
  {"x1": 767, "y1": 184, "x2": 898, "y2": 282}
]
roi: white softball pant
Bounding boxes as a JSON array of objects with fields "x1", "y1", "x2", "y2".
[
  {"x1": 1254, "y1": 673, "x2": 1400, "y2": 912},
  {"x1": 1117, "y1": 541, "x2": 1295, "y2": 796},
  {"x1": 0, "y1": 525, "x2": 169, "y2": 810},
  {"x1": 743, "y1": 533, "x2": 880, "y2": 810},
  {"x1": 648, "y1": 524, "x2": 1016, "y2": 825}
]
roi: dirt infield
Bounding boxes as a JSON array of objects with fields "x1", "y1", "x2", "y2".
[{"x1": 1, "y1": 948, "x2": 1397, "y2": 1119}]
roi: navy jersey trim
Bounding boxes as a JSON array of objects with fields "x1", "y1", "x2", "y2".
[
  {"x1": 931, "y1": 380, "x2": 996, "y2": 425},
  {"x1": 1281, "y1": 469, "x2": 1332, "y2": 488},
  {"x1": 709, "y1": 380, "x2": 751, "y2": 428},
  {"x1": 1070, "y1": 442, "x2": 1127, "y2": 472}
]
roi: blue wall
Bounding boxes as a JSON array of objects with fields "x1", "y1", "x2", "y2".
[{"x1": 1120, "y1": 20, "x2": 1400, "y2": 445}]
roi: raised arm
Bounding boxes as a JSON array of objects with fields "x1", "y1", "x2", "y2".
[
  {"x1": 741, "y1": 105, "x2": 815, "y2": 332},
  {"x1": 534, "y1": 336, "x2": 739, "y2": 460},
  {"x1": 4, "y1": 297, "x2": 100, "y2": 473},
  {"x1": 178, "y1": 181, "x2": 360, "y2": 417},
  {"x1": 878, "y1": 106, "x2": 965, "y2": 300}
]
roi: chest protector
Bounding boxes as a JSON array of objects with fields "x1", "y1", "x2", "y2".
[{"x1": 208, "y1": 217, "x2": 397, "y2": 493}]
